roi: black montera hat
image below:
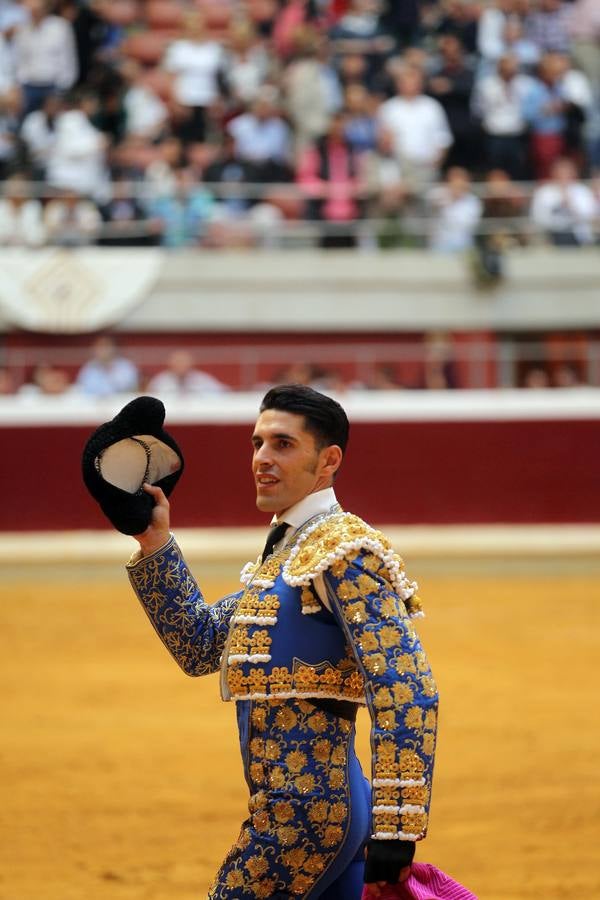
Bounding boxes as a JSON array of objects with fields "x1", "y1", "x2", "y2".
[{"x1": 82, "y1": 396, "x2": 184, "y2": 535}]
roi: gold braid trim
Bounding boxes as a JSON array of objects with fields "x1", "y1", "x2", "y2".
[{"x1": 282, "y1": 513, "x2": 423, "y2": 617}]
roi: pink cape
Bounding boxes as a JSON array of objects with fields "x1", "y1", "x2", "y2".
[{"x1": 362, "y1": 862, "x2": 477, "y2": 900}]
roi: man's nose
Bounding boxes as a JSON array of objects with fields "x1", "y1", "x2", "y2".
[{"x1": 254, "y1": 444, "x2": 273, "y2": 467}]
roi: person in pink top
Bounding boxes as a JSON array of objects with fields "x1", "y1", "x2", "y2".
[{"x1": 297, "y1": 111, "x2": 367, "y2": 247}]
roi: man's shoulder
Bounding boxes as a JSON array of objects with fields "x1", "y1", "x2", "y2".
[
  {"x1": 283, "y1": 511, "x2": 422, "y2": 615},
  {"x1": 283, "y1": 511, "x2": 394, "y2": 585}
]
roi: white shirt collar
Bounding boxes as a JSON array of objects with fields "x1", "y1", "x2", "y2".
[{"x1": 271, "y1": 486, "x2": 338, "y2": 536}]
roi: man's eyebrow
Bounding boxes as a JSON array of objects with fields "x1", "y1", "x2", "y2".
[
  {"x1": 272, "y1": 432, "x2": 297, "y2": 442},
  {"x1": 252, "y1": 431, "x2": 297, "y2": 442}
]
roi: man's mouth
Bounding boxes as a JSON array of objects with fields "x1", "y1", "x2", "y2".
[{"x1": 256, "y1": 475, "x2": 279, "y2": 486}]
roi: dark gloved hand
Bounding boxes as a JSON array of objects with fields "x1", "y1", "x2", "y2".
[{"x1": 364, "y1": 839, "x2": 415, "y2": 883}]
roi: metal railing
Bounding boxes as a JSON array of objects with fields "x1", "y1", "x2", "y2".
[
  {"x1": 2, "y1": 178, "x2": 599, "y2": 248},
  {"x1": 2, "y1": 339, "x2": 599, "y2": 390}
]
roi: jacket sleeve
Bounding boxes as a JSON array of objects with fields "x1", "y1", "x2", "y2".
[
  {"x1": 126, "y1": 535, "x2": 240, "y2": 677},
  {"x1": 322, "y1": 549, "x2": 438, "y2": 845}
]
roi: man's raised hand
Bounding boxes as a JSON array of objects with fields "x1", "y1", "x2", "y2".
[{"x1": 134, "y1": 483, "x2": 171, "y2": 557}]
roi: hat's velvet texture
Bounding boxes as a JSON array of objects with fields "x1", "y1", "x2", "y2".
[{"x1": 82, "y1": 396, "x2": 184, "y2": 535}]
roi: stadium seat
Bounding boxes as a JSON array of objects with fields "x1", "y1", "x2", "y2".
[
  {"x1": 146, "y1": 1, "x2": 184, "y2": 30},
  {"x1": 99, "y1": 0, "x2": 140, "y2": 26},
  {"x1": 121, "y1": 31, "x2": 174, "y2": 66}
]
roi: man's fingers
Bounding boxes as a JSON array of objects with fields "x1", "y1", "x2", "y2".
[{"x1": 143, "y1": 483, "x2": 169, "y2": 506}]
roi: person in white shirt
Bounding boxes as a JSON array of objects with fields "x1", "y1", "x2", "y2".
[
  {"x1": 147, "y1": 350, "x2": 229, "y2": 397},
  {"x1": 45, "y1": 89, "x2": 108, "y2": 202},
  {"x1": 377, "y1": 65, "x2": 453, "y2": 189},
  {"x1": 477, "y1": 0, "x2": 520, "y2": 63},
  {"x1": 20, "y1": 90, "x2": 62, "y2": 178},
  {"x1": 427, "y1": 166, "x2": 483, "y2": 252},
  {"x1": 0, "y1": 171, "x2": 46, "y2": 246},
  {"x1": 472, "y1": 53, "x2": 534, "y2": 178},
  {"x1": 530, "y1": 156, "x2": 597, "y2": 245},
  {"x1": 121, "y1": 60, "x2": 168, "y2": 141},
  {"x1": 163, "y1": 10, "x2": 225, "y2": 143},
  {"x1": 223, "y1": 19, "x2": 269, "y2": 107},
  {"x1": 12, "y1": 0, "x2": 77, "y2": 115}
]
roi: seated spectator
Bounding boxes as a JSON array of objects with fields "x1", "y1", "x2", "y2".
[
  {"x1": 472, "y1": 53, "x2": 533, "y2": 180},
  {"x1": 502, "y1": 17, "x2": 541, "y2": 72},
  {"x1": 54, "y1": 0, "x2": 110, "y2": 87},
  {"x1": 342, "y1": 82, "x2": 377, "y2": 153},
  {"x1": 163, "y1": 10, "x2": 226, "y2": 144},
  {"x1": 553, "y1": 363, "x2": 590, "y2": 388},
  {"x1": 120, "y1": 60, "x2": 168, "y2": 142},
  {"x1": 378, "y1": 64, "x2": 453, "y2": 190},
  {"x1": 427, "y1": 166, "x2": 482, "y2": 252},
  {"x1": 18, "y1": 364, "x2": 73, "y2": 397},
  {"x1": 530, "y1": 156, "x2": 596, "y2": 245},
  {"x1": 522, "y1": 367, "x2": 550, "y2": 388},
  {"x1": 552, "y1": 51, "x2": 593, "y2": 169},
  {"x1": 147, "y1": 350, "x2": 229, "y2": 396},
  {"x1": 297, "y1": 111, "x2": 367, "y2": 248},
  {"x1": 203, "y1": 133, "x2": 261, "y2": 216},
  {"x1": 272, "y1": 0, "x2": 324, "y2": 61},
  {"x1": 227, "y1": 86, "x2": 293, "y2": 182},
  {"x1": 422, "y1": 331, "x2": 457, "y2": 389},
  {"x1": 20, "y1": 91, "x2": 62, "y2": 179},
  {"x1": 0, "y1": 171, "x2": 46, "y2": 246},
  {"x1": 0, "y1": 367, "x2": 16, "y2": 395},
  {"x1": 75, "y1": 336, "x2": 138, "y2": 398},
  {"x1": 283, "y1": 27, "x2": 336, "y2": 151},
  {"x1": 147, "y1": 166, "x2": 213, "y2": 248},
  {"x1": 45, "y1": 89, "x2": 109, "y2": 202},
  {"x1": 364, "y1": 364, "x2": 403, "y2": 390},
  {"x1": 477, "y1": 0, "x2": 521, "y2": 64},
  {"x1": 522, "y1": 52, "x2": 573, "y2": 179},
  {"x1": 99, "y1": 173, "x2": 160, "y2": 247},
  {"x1": 427, "y1": 34, "x2": 481, "y2": 171},
  {"x1": 428, "y1": 0, "x2": 479, "y2": 57},
  {"x1": 364, "y1": 130, "x2": 408, "y2": 247},
  {"x1": 44, "y1": 188, "x2": 101, "y2": 246},
  {"x1": 481, "y1": 168, "x2": 529, "y2": 246},
  {"x1": 223, "y1": 19, "x2": 270, "y2": 108},
  {"x1": 329, "y1": 0, "x2": 394, "y2": 90},
  {"x1": 525, "y1": 0, "x2": 573, "y2": 56},
  {"x1": 13, "y1": 0, "x2": 78, "y2": 115},
  {"x1": 144, "y1": 136, "x2": 184, "y2": 200}
]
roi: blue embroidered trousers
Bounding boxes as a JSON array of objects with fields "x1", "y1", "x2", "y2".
[{"x1": 208, "y1": 697, "x2": 370, "y2": 899}]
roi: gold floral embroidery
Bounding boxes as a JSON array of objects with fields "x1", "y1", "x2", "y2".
[{"x1": 404, "y1": 708, "x2": 424, "y2": 731}]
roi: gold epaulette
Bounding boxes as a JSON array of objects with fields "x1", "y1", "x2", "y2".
[{"x1": 282, "y1": 513, "x2": 423, "y2": 618}]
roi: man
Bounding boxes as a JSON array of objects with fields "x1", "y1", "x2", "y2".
[
  {"x1": 377, "y1": 65, "x2": 453, "y2": 190},
  {"x1": 126, "y1": 385, "x2": 438, "y2": 898},
  {"x1": 12, "y1": 0, "x2": 77, "y2": 116}
]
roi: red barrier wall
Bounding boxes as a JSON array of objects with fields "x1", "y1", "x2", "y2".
[{"x1": 2, "y1": 418, "x2": 599, "y2": 530}]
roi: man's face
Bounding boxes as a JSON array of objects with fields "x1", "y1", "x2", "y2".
[{"x1": 251, "y1": 409, "x2": 335, "y2": 517}]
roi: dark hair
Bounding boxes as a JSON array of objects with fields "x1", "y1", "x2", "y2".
[{"x1": 260, "y1": 384, "x2": 349, "y2": 454}]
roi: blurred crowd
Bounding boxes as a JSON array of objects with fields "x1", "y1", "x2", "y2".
[
  {"x1": 0, "y1": 0, "x2": 598, "y2": 250},
  {"x1": 0, "y1": 333, "x2": 594, "y2": 398}
]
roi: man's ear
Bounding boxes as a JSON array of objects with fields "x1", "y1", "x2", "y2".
[{"x1": 320, "y1": 444, "x2": 343, "y2": 481}]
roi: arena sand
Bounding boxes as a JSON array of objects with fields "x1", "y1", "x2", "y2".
[{"x1": 1, "y1": 566, "x2": 598, "y2": 900}]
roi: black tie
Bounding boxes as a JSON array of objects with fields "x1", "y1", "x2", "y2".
[{"x1": 261, "y1": 521, "x2": 289, "y2": 562}]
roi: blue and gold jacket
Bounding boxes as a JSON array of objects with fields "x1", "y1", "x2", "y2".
[{"x1": 127, "y1": 508, "x2": 438, "y2": 844}]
